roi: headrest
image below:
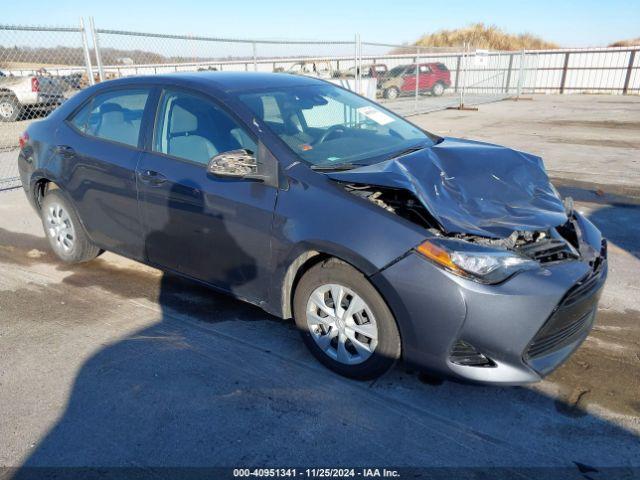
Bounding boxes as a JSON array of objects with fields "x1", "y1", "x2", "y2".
[
  {"x1": 100, "y1": 102, "x2": 124, "y2": 114},
  {"x1": 170, "y1": 102, "x2": 198, "y2": 134}
]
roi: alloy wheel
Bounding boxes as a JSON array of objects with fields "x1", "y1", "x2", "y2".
[
  {"x1": 0, "y1": 101, "x2": 14, "y2": 119},
  {"x1": 306, "y1": 283, "x2": 378, "y2": 365},
  {"x1": 46, "y1": 202, "x2": 76, "y2": 253}
]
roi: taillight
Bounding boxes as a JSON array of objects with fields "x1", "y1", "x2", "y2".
[
  {"x1": 19, "y1": 131, "x2": 29, "y2": 149},
  {"x1": 31, "y1": 77, "x2": 40, "y2": 92}
]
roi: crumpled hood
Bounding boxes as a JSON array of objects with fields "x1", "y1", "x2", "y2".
[{"x1": 327, "y1": 137, "x2": 568, "y2": 238}]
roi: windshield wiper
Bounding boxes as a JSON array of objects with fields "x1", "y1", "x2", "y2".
[
  {"x1": 387, "y1": 144, "x2": 428, "y2": 160},
  {"x1": 310, "y1": 163, "x2": 359, "y2": 171}
]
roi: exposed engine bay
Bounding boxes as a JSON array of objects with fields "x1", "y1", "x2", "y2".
[{"x1": 344, "y1": 183, "x2": 584, "y2": 264}]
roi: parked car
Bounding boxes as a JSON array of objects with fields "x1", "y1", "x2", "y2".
[
  {"x1": 18, "y1": 72, "x2": 607, "y2": 383},
  {"x1": 344, "y1": 64, "x2": 388, "y2": 79},
  {"x1": 60, "y1": 72, "x2": 84, "y2": 90},
  {"x1": 0, "y1": 70, "x2": 67, "y2": 122},
  {"x1": 379, "y1": 62, "x2": 451, "y2": 99},
  {"x1": 278, "y1": 61, "x2": 337, "y2": 79}
]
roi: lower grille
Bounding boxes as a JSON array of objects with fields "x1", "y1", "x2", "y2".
[
  {"x1": 564, "y1": 271, "x2": 602, "y2": 306},
  {"x1": 450, "y1": 340, "x2": 495, "y2": 367},
  {"x1": 527, "y1": 311, "x2": 593, "y2": 358},
  {"x1": 525, "y1": 262, "x2": 605, "y2": 360}
]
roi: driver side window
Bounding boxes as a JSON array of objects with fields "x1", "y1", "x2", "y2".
[{"x1": 153, "y1": 90, "x2": 256, "y2": 165}]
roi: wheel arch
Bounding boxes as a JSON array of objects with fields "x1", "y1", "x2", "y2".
[
  {"x1": 280, "y1": 250, "x2": 324, "y2": 319},
  {"x1": 32, "y1": 177, "x2": 60, "y2": 210},
  {"x1": 0, "y1": 88, "x2": 19, "y2": 97},
  {"x1": 31, "y1": 177, "x2": 94, "y2": 247},
  {"x1": 278, "y1": 243, "x2": 388, "y2": 320}
]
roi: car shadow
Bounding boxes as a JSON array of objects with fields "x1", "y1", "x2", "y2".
[
  {"x1": 0, "y1": 199, "x2": 637, "y2": 477},
  {"x1": 585, "y1": 203, "x2": 640, "y2": 261}
]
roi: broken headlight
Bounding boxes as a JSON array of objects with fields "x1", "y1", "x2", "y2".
[{"x1": 416, "y1": 239, "x2": 539, "y2": 284}]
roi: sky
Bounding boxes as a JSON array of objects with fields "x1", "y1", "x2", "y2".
[{"x1": 3, "y1": 0, "x2": 639, "y2": 47}]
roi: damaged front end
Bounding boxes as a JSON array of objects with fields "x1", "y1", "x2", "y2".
[
  {"x1": 321, "y1": 137, "x2": 608, "y2": 381},
  {"x1": 329, "y1": 138, "x2": 605, "y2": 283},
  {"x1": 343, "y1": 182, "x2": 596, "y2": 284}
]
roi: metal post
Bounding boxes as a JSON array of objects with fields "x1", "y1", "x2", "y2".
[
  {"x1": 354, "y1": 35, "x2": 358, "y2": 94},
  {"x1": 79, "y1": 18, "x2": 95, "y2": 86},
  {"x1": 414, "y1": 47, "x2": 420, "y2": 112},
  {"x1": 358, "y1": 34, "x2": 362, "y2": 94},
  {"x1": 354, "y1": 34, "x2": 361, "y2": 95},
  {"x1": 504, "y1": 53, "x2": 514, "y2": 93},
  {"x1": 89, "y1": 17, "x2": 104, "y2": 82},
  {"x1": 623, "y1": 50, "x2": 636, "y2": 95},
  {"x1": 454, "y1": 54, "x2": 461, "y2": 93},
  {"x1": 460, "y1": 42, "x2": 467, "y2": 108},
  {"x1": 559, "y1": 52, "x2": 570, "y2": 94},
  {"x1": 516, "y1": 50, "x2": 525, "y2": 98},
  {"x1": 496, "y1": 51, "x2": 502, "y2": 95},
  {"x1": 252, "y1": 42, "x2": 257, "y2": 72}
]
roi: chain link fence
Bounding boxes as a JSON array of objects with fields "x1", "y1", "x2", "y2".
[
  {"x1": 92, "y1": 27, "x2": 358, "y2": 79},
  {"x1": 1, "y1": 19, "x2": 639, "y2": 191}
]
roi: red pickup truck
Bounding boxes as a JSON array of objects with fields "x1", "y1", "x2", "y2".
[{"x1": 378, "y1": 62, "x2": 451, "y2": 99}]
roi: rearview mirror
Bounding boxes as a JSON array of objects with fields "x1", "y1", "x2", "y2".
[{"x1": 207, "y1": 149, "x2": 260, "y2": 179}]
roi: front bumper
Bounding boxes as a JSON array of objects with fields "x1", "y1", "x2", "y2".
[{"x1": 371, "y1": 245, "x2": 607, "y2": 385}]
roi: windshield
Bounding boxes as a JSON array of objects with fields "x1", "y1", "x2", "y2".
[{"x1": 237, "y1": 84, "x2": 434, "y2": 167}]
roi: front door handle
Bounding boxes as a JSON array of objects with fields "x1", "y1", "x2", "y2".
[{"x1": 138, "y1": 169, "x2": 167, "y2": 186}]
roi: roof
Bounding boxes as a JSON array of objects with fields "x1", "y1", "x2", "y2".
[{"x1": 106, "y1": 71, "x2": 326, "y2": 93}]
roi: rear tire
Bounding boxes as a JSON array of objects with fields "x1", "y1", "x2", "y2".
[
  {"x1": 40, "y1": 190, "x2": 101, "y2": 264},
  {"x1": 0, "y1": 95, "x2": 22, "y2": 122},
  {"x1": 293, "y1": 258, "x2": 401, "y2": 380}
]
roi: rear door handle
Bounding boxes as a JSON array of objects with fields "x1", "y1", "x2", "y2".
[
  {"x1": 55, "y1": 145, "x2": 75, "y2": 157},
  {"x1": 138, "y1": 169, "x2": 167, "y2": 186}
]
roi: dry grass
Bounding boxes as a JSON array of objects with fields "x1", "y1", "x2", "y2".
[
  {"x1": 3, "y1": 61, "x2": 79, "y2": 70},
  {"x1": 609, "y1": 37, "x2": 640, "y2": 47},
  {"x1": 413, "y1": 23, "x2": 559, "y2": 51}
]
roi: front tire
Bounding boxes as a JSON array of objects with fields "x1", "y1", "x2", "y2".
[
  {"x1": 431, "y1": 82, "x2": 445, "y2": 97},
  {"x1": 40, "y1": 190, "x2": 101, "y2": 264},
  {"x1": 293, "y1": 259, "x2": 401, "y2": 380},
  {"x1": 383, "y1": 87, "x2": 400, "y2": 100}
]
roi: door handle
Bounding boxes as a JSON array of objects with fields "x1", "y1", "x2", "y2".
[
  {"x1": 55, "y1": 145, "x2": 75, "y2": 157},
  {"x1": 138, "y1": 169, "x2": 167, "y2": 186}
]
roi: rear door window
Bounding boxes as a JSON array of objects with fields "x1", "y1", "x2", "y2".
[
  {"x1": 70, "y1": 88, "x2": 150, "y2": 147},
  {"x1": 69, "y1": 101, "x2": 92, "y2": 133}
]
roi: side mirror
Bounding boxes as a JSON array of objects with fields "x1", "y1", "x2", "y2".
[
  {"x1": 207, "y1": 149, "x2": 260, "y2": 179},
  {"x1": 207, "y1": 143, "x2": 280, "y2": 188}
]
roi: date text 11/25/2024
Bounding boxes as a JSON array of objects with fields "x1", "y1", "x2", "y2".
[{"x1": 233, "y1": 468, "x2": 400, "y2": 478}]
